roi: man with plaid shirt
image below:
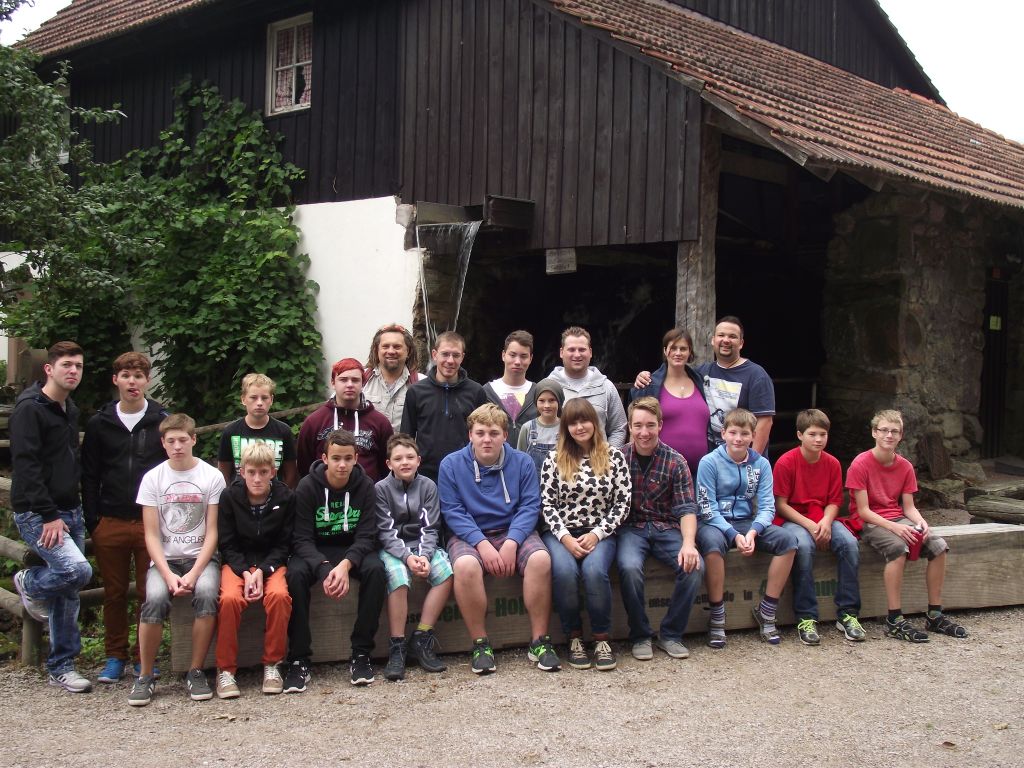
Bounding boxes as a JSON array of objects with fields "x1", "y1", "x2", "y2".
[{"x1": 616, "y1": 396, "x2": 703, "y2": 661}]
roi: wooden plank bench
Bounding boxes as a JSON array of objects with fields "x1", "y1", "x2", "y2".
[{"x1": 170, "y1": 523, "x2": 1024, "y2": 671}]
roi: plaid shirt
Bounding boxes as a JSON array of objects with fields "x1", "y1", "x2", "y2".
[{"x1": 622, "y1": 442, "x2": 697, "y2": 530}]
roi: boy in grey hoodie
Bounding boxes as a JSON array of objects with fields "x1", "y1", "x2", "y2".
[
  {"x1": 548, "y1": 326, "x2": 627, "y2": 448},
  {"x1": 375, "y1": 433, "x2": 453, "y2": 680}
]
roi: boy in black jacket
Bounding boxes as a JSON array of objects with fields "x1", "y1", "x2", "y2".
[
  {"x1": 215, "y1": 443, "x2": 295, "y2": 698},
  {"x1": 81, "y1": 351, "x2": 168, "y2": 684},
  {"x1": 283, "y1": 429, "x2": 386, "y2": 692}
]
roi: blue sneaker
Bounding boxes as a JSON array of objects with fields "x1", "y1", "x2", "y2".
[
  {"x1": 98, "y1": 658, "x2": 126, "y2": 683},
  {"x1": 134, "y1": 662, "x2": 161, "y2": 680}
]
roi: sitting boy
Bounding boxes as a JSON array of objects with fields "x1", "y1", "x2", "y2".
[
  {"x1": 283, "y1": 429, "x2": 386, "y2": 692},
  {"x1": 696, "y1": 408, "x2": 797, "y2": 647},
  {"x1": 847, "y1": 409, "x2": 967, "y2": 642},
  {"x1": 129, "y1": 413, "x2": 226, "y2": 706},
  {"x1": 438, "y1": 404, "x2": 560, "y2": 674},
  {"x1": 217, "y1": 373, "x2": 298, "y2": 488},
  {"x1": 375, "y1": 434, "x2": 453, "y2": 680},
  {"x1": 773, "y1": 409, "x2": 864, "y2": 645},
  {"x1": 215, "y1": 442, "x2": 295, "y2": 697}
]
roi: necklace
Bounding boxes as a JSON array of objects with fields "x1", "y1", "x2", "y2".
[{"x1": 716, "y1": 357, "x2": 745, "y2": 370}]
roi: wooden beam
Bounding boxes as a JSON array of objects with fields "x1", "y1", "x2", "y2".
[
  {"x1": 720, "y1": 149, "x2": 789, "y2": 186},
  {"x1": 484, "y1": 195, "x2": 534, "y2": 231},
  {"x1": 414, "y1": 201, "x2": 473, "y2": 225},
  {"x1": 967, "y1": 495, "x2": 1024, "y2": 524}
]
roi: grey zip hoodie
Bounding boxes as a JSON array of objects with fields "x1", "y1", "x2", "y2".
[{"x1": 374, "y1": 472, "x2": 441, "y2": 562}]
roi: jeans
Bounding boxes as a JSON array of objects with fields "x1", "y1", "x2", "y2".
[
  {"x1": 139, "y1": 558, "x2": 221, "y2": 623},
  {"x1": 616, "y1": 523, "x2": 703, "y2": 643},
  {"x1": 784, "y1": 521, "x2": 861, "y2": 620},
  {"x1": 15, "y1": 507, "x2": 92, "y2": 674},
  {"x1": 542, "y1": 531, "x2": 617, "y2": 636}
]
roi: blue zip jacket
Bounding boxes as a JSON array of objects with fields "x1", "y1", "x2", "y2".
[
  {"x1": 695, "y1": 444, "x2": 775, "y2": 540},
  {"x1": 438, "y1": 443, "x2": 541, "y2": 547}
]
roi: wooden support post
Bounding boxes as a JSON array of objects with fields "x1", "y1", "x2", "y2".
[
  {"x1": 21, "y1": 618, "x2": 41, "y2": 666},
  {"x1": 676, "y1": 119, "x2": 719, "y2": 353}
]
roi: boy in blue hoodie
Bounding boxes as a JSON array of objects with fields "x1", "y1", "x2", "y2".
[
  {"x1": 696, "y1": 408, "x2": 797, "y2": 647},
  {"x1": 438, "y1": 404, "x2": 560, "y2": 675}
]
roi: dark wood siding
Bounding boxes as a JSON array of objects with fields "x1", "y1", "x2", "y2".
[
  {"x1": 61, "y1": 0, "x2": 398, "y2": 203},
  {"x1": 666, "y1": 0, "x2": 940, "y2": 100},
  {"x1": 398, "y1": 0, "x2": 701, "y2": 249}
]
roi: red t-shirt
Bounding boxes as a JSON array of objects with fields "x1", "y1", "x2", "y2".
[
  {"x1": 771, "y1": 447, "x2": 843, "y2": 527},
  {"x1": 845, "y1": 450, "x2": 918, "y2": 521}
]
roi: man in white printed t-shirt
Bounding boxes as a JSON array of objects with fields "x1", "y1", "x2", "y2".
[
  {"x1": 483, "y1": 330, "x2": 538, "y2": 447},
  {"x1": 128, "y1": 413, "x2": 226, "y2": 707}
]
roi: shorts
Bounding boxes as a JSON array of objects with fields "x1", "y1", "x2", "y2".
[
  {"x1": 380, "y1": 548, "x2": 454, "y2": 593},
  {"x1": 862, "y1": 517, "x2": 948, "y2": 562},
  {"x1": 447, "y1": 530, "x2": 547, "y2": 576}
]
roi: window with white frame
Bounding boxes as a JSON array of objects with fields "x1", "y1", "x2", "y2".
[{"x1": 267, "y1": 14, "x2": 313, "y2": 115}]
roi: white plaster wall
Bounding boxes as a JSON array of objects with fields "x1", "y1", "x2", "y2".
[{"x1": 295, "y1": 196, "x2": 419, "y2": 386}]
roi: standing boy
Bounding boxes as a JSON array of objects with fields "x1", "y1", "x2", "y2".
[
  {"x1": 82, "y1": 351, "x2": 168, "y2": 683},
  {"x1": 130, "y1": 414, "x2": 226, "y2": 706},
  {"x1": 284, "y1": 429, "x2": 386, "y2": 692},
  {"x1": 375, "y1": 434, "x2": 453, "y2": 680},
  {"x1": 695, "y1": 408, "x2": 797, "y2": 647},
  {"x1": 215, "y1": 442, "x2": 295, "y2": 697},
  {"x1": 11, "y1": 341, "x2": 93, "y2": 692},
  {"x1": 217, "y1": 373, "x2": 298, "y2": 488},
  {"x1": 773, "y1": 409, "x2": 864, "y2": 645},
  {"x1": 483, "y1": 330, "x2": 538, "y2": 447},
  {"x1": 848, "y1": 409, "x2": 967, "y2": 642},
  {"x1": 617, "y1": 397, "x2": 703, "y2": 661},
  {"x1": 297, "y1": 359, "x2": 393, "y2": 482},
  {"x1": 548, "y1": 326, "x2": 627, "y2": 448}
]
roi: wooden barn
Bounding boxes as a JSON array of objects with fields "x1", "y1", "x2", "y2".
[{"x1": 17, "y1": 0, "x2": 1024, "y2": 480}]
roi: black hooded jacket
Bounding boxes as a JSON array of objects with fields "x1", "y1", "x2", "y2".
[{"x1": 218, "y1": 476, "x2": 295, "y2": 577}]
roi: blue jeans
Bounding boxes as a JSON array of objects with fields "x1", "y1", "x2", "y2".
[
  {"x1": 15, "y1": 507, "x2": 92, "y2": 674},
  {"x1": 616, "y1": 524, "x2": 703, "y2": 643},
  {"x1": 784, "y1": 521, "x2": 861, "y2": 620},
  {"x1": 542, "y1": 531, "x2": 617, "y2": 636}
]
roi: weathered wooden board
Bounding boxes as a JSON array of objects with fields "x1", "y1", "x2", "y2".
[
  {"x1": 170, "y1": 524, "x2": 1024, "y2": 672},
  {"x1": 966, "y1": 495, "x2": 1024, "y2": 524}
]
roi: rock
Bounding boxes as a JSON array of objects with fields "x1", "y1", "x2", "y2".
[
  {"x1": 951, "y1": 459, "x2": 987, "y2": 484},
  {"x1": 917, "y1": 478, "x2": 964, "y2": 509}
]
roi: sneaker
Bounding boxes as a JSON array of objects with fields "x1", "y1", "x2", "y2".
[
  {"x1": 567, "y1": 638, "x2": 591, "y2": 669},
  {"x1": 752, "y1": 607, "x2": 781, "y2": 645},
  {"x1": 185, "y1": 668, "x2": 213, "y2": 701},
  {"x1": 527, "y1": 635, "x2": 561, "y2": 672},
  {"x1": 383, "y1": 638, "x2": 407, "y2": 681},
  {"x1": 655, "y1": 637, "x2": 690, "y2": 659},
  {"x1": 593, "y1": 640, "x2": 617, "y2": 671},
  {"x1": 13, "y1": 570, "x2": 49, "y2": 622},
  {"x1": 215, "y1": 670, "x2": 240, "y2": 699},
  {"x1": 134, "y1": 662, "x2": 161, "y2": 680},
  {"x1": 127, "y1": 675, "x2": 155, "y2": 706},
  {"x1": 262, "y1": 664, "x2": 284, "y2": 695},
  {"x1": 631, "y1": 638, "x2": 654, "y2": 661},
  {"x1": 48, "y1": 669, "x2": 92, "y2": 693},
  {"x1": 836, "y1": 613, "x2": 866, "y2": 642},
  {"x1": 796, "y1": 618, "x2": 821, "y2": 646},
  {"x1": 408, "y1": 629, "x2": 446, "y2": 673},
  {"x1": 97, "y1": 657, "x2": 126, "y2": 683},
  {"x1": 884, "y1": 616, "x2": 929, "y2": 643},
  {"x1": 350, "y1": 654, "x2": 375, "y2": 685},
  {"x1": 471, "y1": 637, "x2": 496, "y2": 675},
  {"x1": 282, "y1": 660, "x2": 311, "y2": 693}
]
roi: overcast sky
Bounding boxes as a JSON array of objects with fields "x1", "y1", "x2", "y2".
[{"x1": 2, "y1": 0, "x2": 1021, "y2": 143}]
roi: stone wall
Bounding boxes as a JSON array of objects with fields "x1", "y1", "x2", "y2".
[{"x1": 820, "y1": 189, "x2": 992, "y2": 480}]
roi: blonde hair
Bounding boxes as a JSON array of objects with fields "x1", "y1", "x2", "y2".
[
  {"x1": 466, "y1": 403, "x2": 509, "y2": 432},
  {"x1": 871, "y1": 409, "x2": 904, "y2": 430},
  {"x1": 240, "y1": 441, "x2": 276, "y2": 469},
  {"x1": 555, "y1": 398, "x2": 610, "y2": 483},
  {"x1": 241, "y1": 372, "x2": 276, "y2": 396}
]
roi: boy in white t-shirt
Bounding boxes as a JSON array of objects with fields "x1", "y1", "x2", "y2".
[
  {"x1": 483, "y1": 330, "x2": 538, "y2": 447},
  {"x1": 128, "y1": 413, "x2": 226, "y2": 707}
]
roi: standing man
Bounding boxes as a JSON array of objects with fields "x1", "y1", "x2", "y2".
[
  {"x1": 363, "y1": 323, "x2": 420, "y2": 431},
  {"x1": 698, "y1": 316, "x2": 775, "y2": 454},
  {"x1": 11, "y1": 341, "x2": 94, "y2": 692},
  {"x1": 483, "y1": 330, "x2": 538, "y2": 447},
  {"x1": 400, "y1": 331, "x2": 487, "y2": 481},
  {"x1": 297, "y1": 358, "x2": 393, "y2": 482},
  {"x1": 548, "y1": 326, "x2": 627, "y2": 448}
]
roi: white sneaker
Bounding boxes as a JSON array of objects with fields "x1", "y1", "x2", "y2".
[
  {"x1": 215, "y1": 670, "x2": 240, "y2": 699},
  {"x1": 14, "y1": 570, "x2": 49, "y2": 622},
  {"x1": 262, "y1": 663, "x2": 283, "y2": 695},
  {"x1": 49, "y1": 669, "x2": 92, "y2": 693}
]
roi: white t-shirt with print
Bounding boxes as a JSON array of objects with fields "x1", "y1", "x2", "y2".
[
  {"x1": 488, "y1": 379, "x2": 532, "y2": 422},
  {"x1": 136, "y1": 459, "x2": 226, "y2": 560}
]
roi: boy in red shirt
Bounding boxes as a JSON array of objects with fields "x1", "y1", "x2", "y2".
[
  {"x1": 846, "y1": 409, "x2": 967, "y2": 642},
  {"x1": 773, "y1": 409, "x2": 863, "y2": 645}
]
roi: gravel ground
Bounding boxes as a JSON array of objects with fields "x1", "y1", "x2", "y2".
[{"x1": 3, "y1": 603, "x2": 1021, "y2": 768}]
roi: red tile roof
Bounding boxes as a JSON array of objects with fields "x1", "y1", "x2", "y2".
[
  {"x1": 555, "y1": 0, "x2": 1024, "y2": 209},
  {"x1": 19, "y1": 0, "x2": 213, "y2": 57}
]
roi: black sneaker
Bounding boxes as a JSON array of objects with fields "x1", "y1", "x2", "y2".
[
  {"x1": 127, "y1": 675, "x2": 155, "y2": 707},
  {"x1": 282, "y1": 660, "x2": 311, "y2": 694},
  {"x1": 796, "y1": 618, "x2": 821, "y2": 646},
  {"x1": 409, "y1": 629, "x2": 446, "y2": 673},
  {"x1": 383, "y1": 638, "x2": 407, "y2": 681},
  {"x1": 185, "y1": 668, "x2": 213, "y2": 701},
  {"x1": 527, "y1": 635, "x2": 561, "y2": 672},
  {"x1": 567, "y1": 637, "x2": 591, "y2": 669},
  {"x1": 350, "y1": 654, "x2": 374, "y2": 685},
  {"x1": 471, "y1": 637, "x2": 496, "y2": 675}
]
